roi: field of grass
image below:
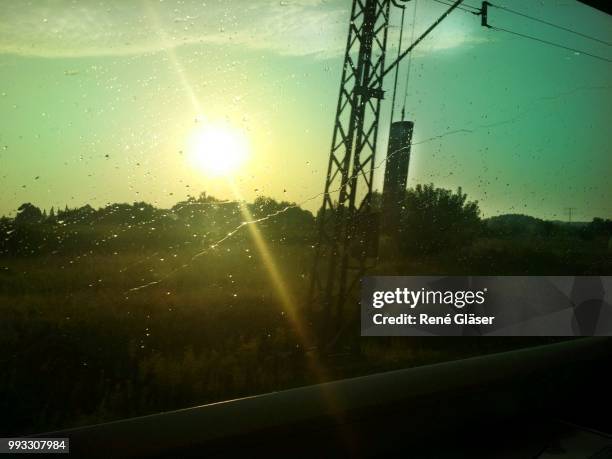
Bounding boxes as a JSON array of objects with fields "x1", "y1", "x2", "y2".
[
  {"x1": 1, "y1": 195, "x2": 609, "y2": 435},
  {"x1": 1, "y1": 236, "x2": 314, "y2": 433},
  {"x1": 1, "y1": 234, "x2": 580, "y2": 435}
]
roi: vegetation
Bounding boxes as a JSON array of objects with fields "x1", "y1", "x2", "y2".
[
  {"x1": 1, "y1": 186, "x2": 610, "y2": 435},
  {"x1": 397, "y1": 184, "x2": 482, "y2": 255}
]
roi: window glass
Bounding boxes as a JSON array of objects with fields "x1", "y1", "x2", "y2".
[{"x1": 1, "y1": 0, "x2": 610, "y2": 435}]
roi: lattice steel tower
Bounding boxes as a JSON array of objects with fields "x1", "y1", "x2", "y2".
[
  {"x1": 310, "y1": 0, "x2": 399, "y2": 338},
  {"x1": 309, "y1": 0, "x2": 464, "y2": 344}
]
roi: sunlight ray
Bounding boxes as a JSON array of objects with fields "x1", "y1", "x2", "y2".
[{"x1": 227, "y1": 180, "x2": 358, "y2": 449}]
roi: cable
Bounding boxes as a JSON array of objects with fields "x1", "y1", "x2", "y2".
[
  {"x1": 430, "y1": 0, "x2": 480, "y2": 15},
  {"x1": 383, "y1": 0, "x2": 466, "y2": 79},
  {"x1": 491, "y1": 26, "x2": 612, "y2": 63},
  {"x1": 390, "y1": 3, "x2": 407, "y2": 123},
  {"x1": 402, "y1": 0, "x2": 418, "y2": 120},
  {"x1": 431, "y1": 0, "x2": 479, "y2": 13},
  {"x1": 490, "y1": 3, "x2": 611, "y2": 47}
]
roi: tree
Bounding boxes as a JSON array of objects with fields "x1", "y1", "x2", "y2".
[
  {"x1": 398, "y1": 184, "x2": 481, "y2": 255},
  {"x1": 14, "y1": 203, "x2": 43, "y2": 225},
  {"x1": 249, "y1": 196, "x2": 315, "y2": 243}
]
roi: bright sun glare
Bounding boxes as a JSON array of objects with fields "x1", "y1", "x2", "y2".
[{"x1": 187, "y1": 122, "x2": 249, "y2": 177}]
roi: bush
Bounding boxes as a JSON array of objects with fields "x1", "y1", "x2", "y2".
[{"x1": 398, "y1": 184, "x2": 482, "y2": 255}]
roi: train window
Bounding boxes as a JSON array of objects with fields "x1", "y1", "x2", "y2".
[{"x1": 1, "y1": 0, "x2": 610, "y2": 436}]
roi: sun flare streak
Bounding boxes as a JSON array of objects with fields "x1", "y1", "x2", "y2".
[{"x1": 226, "y1": 181, "x2": 356, "y2": 448}]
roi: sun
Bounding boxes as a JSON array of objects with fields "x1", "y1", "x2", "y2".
[{"x1": 187, "y1": 122, "x2": 249, "y2": 177}]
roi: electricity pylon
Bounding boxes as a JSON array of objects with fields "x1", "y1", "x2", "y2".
[
  {"x1": 309, "y1": 0, "x2": 464, "y2": 345},
  {"x1": 309, "y1": 0, "x2": 394, "y2": 344}
]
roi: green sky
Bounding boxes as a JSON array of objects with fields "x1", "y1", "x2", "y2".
[{"x1": 0, "y1": 0, "x2": 610, "y2": 221}]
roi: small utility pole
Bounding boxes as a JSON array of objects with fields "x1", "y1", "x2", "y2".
[{"x1": 565, "y1": 207, "x2": 576, "y2": 223}]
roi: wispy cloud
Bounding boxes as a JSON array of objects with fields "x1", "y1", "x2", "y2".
[{"x1": 0, "y1": 0, "x2": 485, "y2": 59}]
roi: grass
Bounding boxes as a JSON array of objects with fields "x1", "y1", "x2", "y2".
[{"x1": 1, "y1": 218, "x2": 607, "y2": 435}]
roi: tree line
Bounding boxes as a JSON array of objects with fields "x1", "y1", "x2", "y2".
[{"x1": 1, "y1": 185, "x2": 610, "y2": 260}]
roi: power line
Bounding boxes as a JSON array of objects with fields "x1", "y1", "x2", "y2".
[
  {"x1": 430, "y1": 0, "x2": 479, "y2": 14},
  {"x1": 390, "y1": 3, "x2": 407, "y2": 123},
  {"x1": 491, "y1": 26, "x2": 612, "y2": 63},
  {"x1": 431, "y1": 0, "x2": 479, "y2": 13},
  {"x1": 383, "y1": 0, "x2": 466, "y2": 79},
  {"x1": 402, "y1": 0, "x2": 418, "y2": 120},
  {"x1": 490, "y1": 3, "x2": 612, "y2": 47}
]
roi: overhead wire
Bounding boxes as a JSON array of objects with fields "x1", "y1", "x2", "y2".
[
  {"x1": 491, "y1": 26, "x2": 612, "y2": 63},
  {"x1": 401, "y1": 0, "x2": 418, "y2": 120},
  {"x1": 389, "y1": 2, "x2": 407, "y2": 123},
  {"x1": 449, "y1": 0, "x2": 612, "y2": 63},
  {"x1": 489, "y1": 3, "x2": 612, "y2": 46},
  {"x1": 430, "y1": 0, "x2": 480, "y2": 15},
  {"x1": 429, "y1": 0, "x2": 611, "y2": 63}
]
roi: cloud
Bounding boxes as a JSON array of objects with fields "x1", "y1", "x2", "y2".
[{"x1": 0, "y1": 0, "x2": 485, "y2": 59}]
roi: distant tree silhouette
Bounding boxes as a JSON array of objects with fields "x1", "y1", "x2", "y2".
[
  {"x1": 196, "y1": 191, "x2": 220, "y2": 204},
  {"x1": 249, "y1": 196, "x2": 315, "y2": 243},
  {"x1": 171, "y1": 193, "x2": 222, "y2": 223},
  {"x1": 398, "y1": 184, "x2": 481, "y2": 255},
  {"x1": 486, "y1": 214, "x2": 555, "y2": 238},
  {"x1": 0, "y1": 191, "x2": 606, "y2": 268},
  {"x1": 59, "y1": 204, "x2": 95, "y2": 224},
  {"x1": 14, "y1": 203, "x2": 43, "y2": 225},
  {"x1": 583, "y1": 218, "x2": 612, "y2": 239}
]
